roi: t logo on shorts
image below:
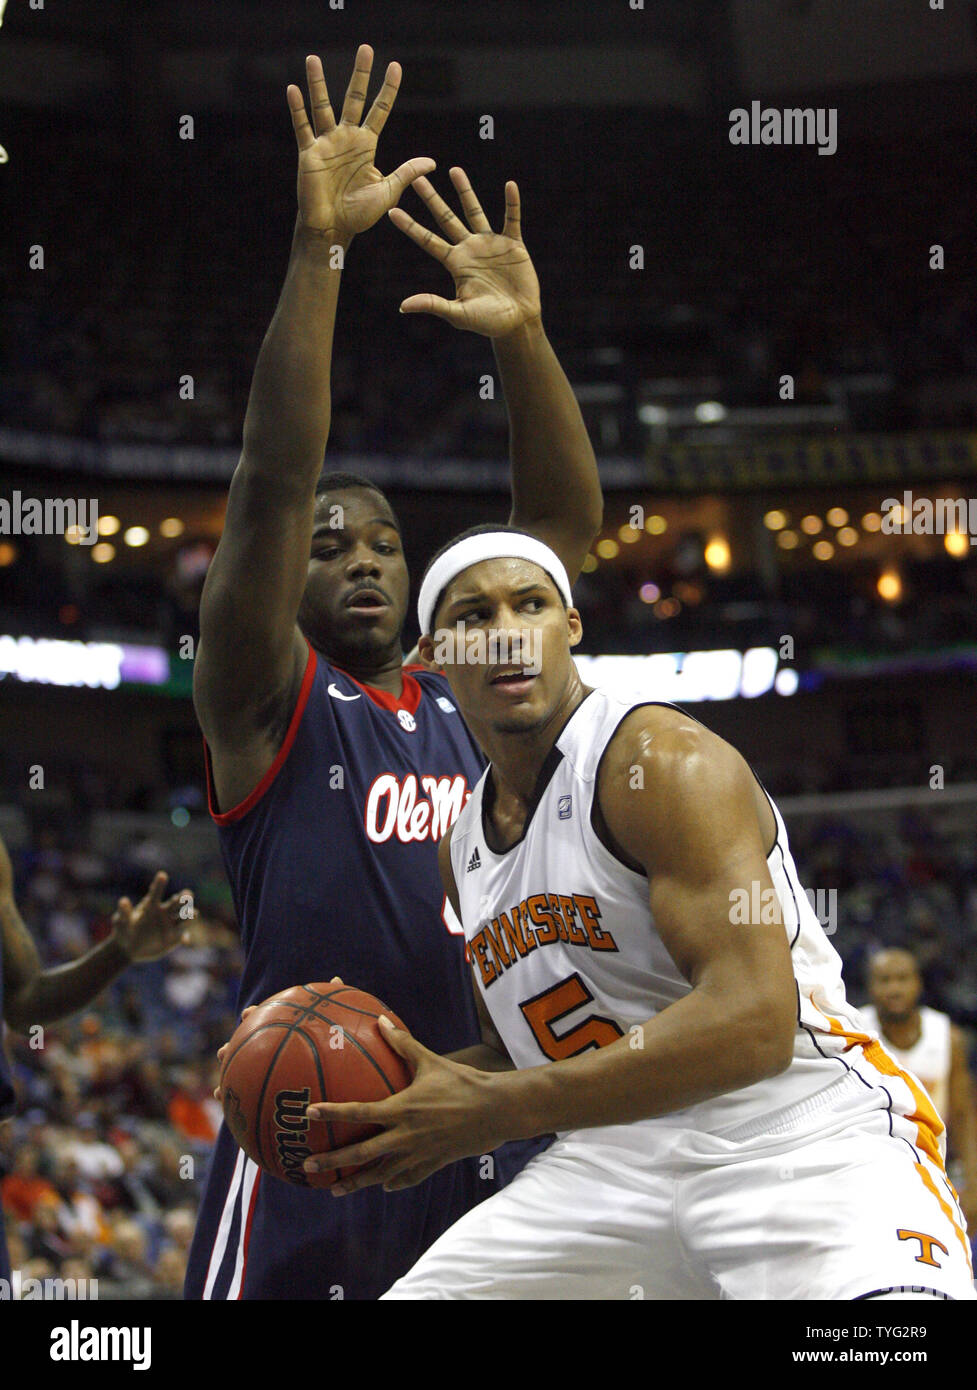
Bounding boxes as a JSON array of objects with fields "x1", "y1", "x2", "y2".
[{"x1": 897, "y1": 1229, "x2": 948, "y2": 1267}]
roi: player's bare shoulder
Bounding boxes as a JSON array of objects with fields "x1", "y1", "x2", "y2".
[{"x1": 596, "y1": 704, "x2": 775, "y2": 870}]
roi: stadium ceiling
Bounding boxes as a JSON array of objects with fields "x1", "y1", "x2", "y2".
[{"x1": 12, "y1": 0, "x2": 712, "y2": 48}]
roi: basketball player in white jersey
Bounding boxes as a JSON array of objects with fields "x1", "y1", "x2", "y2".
[
  {"x1": 861, "y1": 948, "x2": 977, "y2": 1227},
  {"x1": 302, "y1": 527, "x2": 975, "y2": 1300}
]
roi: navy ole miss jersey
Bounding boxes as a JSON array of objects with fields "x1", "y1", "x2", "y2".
[{"x1": 185, "y1": 642, "x2": 539, "y2": 1300}]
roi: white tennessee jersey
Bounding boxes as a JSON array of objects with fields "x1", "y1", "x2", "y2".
[
  {"x1": 859, "y1": 1005, "x2": 952, "y2": 1118},
  {"x1": 450, "y1": 687, "x2": 892, "y2": 1137}
]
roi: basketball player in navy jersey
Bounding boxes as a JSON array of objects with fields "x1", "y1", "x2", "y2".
[
  {"x1": 0, "y1": 832, "x2": 191, "y2": 1285},
  {"x1": 185, "y1": 46, "x2": 600, "y2": 1299},
  {"x1": 302, "y1": 529, "x2": 974, "y2": 1301}
]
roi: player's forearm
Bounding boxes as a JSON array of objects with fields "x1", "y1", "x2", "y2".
[
  {"x1": 495, "y1": 321, "x2": 602, "y2": 563},
  {"x1": 4, "y1": 936, "x2": 131, "y2": 1031},
  {"x1": 241, "y1": 218, "x2": 349, "y2": 484},
  {"x1": 484, "y1": 985, "x2": 793, "y2": 1140}
]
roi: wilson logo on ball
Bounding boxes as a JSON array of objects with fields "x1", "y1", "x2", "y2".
[{"x1": 274, "y1": 1088, "x2": 312, "y2": 1187}]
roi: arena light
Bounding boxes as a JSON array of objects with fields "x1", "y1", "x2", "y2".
[
  {"x1": 638, "y1": 582, "x2": 660, "y2": 604},
  {"x1": 644, "y1": 515, "x2": 667, "y2": 535},
  {"x1": 837, "y1": 527, "x2": 859, "y2": 547},
  {"x1": 704, "y1": 537, "x2": 731, "y2": 572},
  {"x1": 0, "y1": 635, "x2": 170, "y2": 689},
  {"x1": 0, "y1": 635, "x2": 124, "y2": 689},
  {"x1": 581, "y1": 554, "x2": 598, "y2": 573},
  {"x1": 694, "y1": 401, "x2": 726, "y2": 424},
  {"x1": 812, "y1": 540, "x2": 834, "y2": 560},
  {"x1": 123, "y1": 526, "x2": 150, "y2": 548},
  {"x1": 0, "y1": 543, "x2": 16, "y2": 567},
  {"x1": 826, "y1": 507, "x2": 849, "y2": 528},
  {"x1": 801, "y1": 515, "x2": 823, "y2": 535},
  {"x1": 618, "y1": 525, "x2": 641, "y2": 545},
  {"x1": 160, "y1": 517, "x2": 185, "y2": 538},
  {"x1": 98, "y1": 515, "x2": 120, "y2": 536},
  {"x1": 638, "y1": 404, "x2": 669, "y2": 425},
  {"x1": 574, "y1": 647, "x2": 793, "y2": 702},
  {"x1": 596, "y1": 538, "x2": 619, "y2": 559},
  {"x1": 945, "y1": 531, "x2": 969, "y2": 558},
  {"x1": 763, "y1": 510, "x2": 788, "y2": 531},
  {"x1": 877, "y1": 570, "x2": 902, "y2": 602},
  {"x1": 92, "y1": 543, "x2": 115, "y2": 564},
  {"x1": 777, "y1": 529, "x2": 799, "y2": 550},
  {"x1": 861, "y1": 512, "x2": 882, "y2": 532}
]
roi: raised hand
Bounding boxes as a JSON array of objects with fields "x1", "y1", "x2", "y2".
[
  {"x1": 388, "y1": 168, "x2": 542, "y2": 338},
  {"x1": 286, "y1": 46, "x2": 435, "y2": 242},
  {"x1": 111, "y1": 871, "x2": 193, "y2": 964}
]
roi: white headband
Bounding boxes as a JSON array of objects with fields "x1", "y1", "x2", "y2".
[{"x1": 417, "y1": 532, "x2": 573, "y2": 635}]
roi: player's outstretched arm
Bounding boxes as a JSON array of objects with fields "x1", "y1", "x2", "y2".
[
  {"x1": 196, "y1": 48, "x2": 434, "y2": 787},
  {"x1": 302, "y1": 717, "x2": 796, "y2": 1193},
  {"x1": 1, "y1": 835, "x2": 191, "y2": 1031},
  {"x1": 389, "y1": 170, "x2": 601, "y2": 583}
]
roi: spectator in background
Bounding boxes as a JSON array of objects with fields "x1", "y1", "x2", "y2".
[{"x1": 860, "y1": 947, "x2": 977, "y2": 1227}]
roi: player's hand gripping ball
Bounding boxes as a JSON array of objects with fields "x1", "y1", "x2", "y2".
[{"x1": 220, "y1": 983, "x2": 411, "y2": 1188}]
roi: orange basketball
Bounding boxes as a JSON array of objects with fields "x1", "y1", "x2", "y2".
[{"x1": 220, "y1": 983, "x2": 411, "y2": 1188}]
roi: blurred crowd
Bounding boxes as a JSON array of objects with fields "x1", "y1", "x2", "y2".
[
  {"x1": 0, "y1": 826, "x2": 242, "y2": 1299},
  {"x1": 1, "y1": 796, "x2": 975, "y2": 1294},
  {"x1": 3, "y1": 111, "x2": 976, "y2": 452}
]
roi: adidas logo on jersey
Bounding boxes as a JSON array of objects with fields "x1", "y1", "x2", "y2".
[{"x1": 466, "y1": 848, "x2": 482, "y2": 874}]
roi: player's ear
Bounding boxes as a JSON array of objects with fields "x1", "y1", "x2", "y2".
[
  {"x1": 417, "y1": 634, "x2": 442, "y2": 671},
  {"x1": 567, "y1": 607, "x2": 583, "y2": 649}
]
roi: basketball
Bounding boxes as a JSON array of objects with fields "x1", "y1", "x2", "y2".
[{"x1": 219, "y1": 983, "x2": 412, "y2": 1189}]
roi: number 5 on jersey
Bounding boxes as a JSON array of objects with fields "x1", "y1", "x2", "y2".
[{"x1": 519, "y1": 973, "x2": 624, "y2": 1060}]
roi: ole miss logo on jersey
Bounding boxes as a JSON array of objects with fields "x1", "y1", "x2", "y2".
[{"x1": 364, "y1": 773, "x2": 471, "y2": 844}]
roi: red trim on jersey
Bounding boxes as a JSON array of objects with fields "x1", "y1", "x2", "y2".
[
  {"x1": 235, "y1": 1170, "x2": 261, "y2": 1301},
  {"x1": 205, "y1": 643, "x2": 319, "y2": 825},
  {"x1": 330, "y1": 661, "x2": 425, "y2": 716}
]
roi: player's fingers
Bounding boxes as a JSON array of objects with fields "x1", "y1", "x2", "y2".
[
  {"x1": 303, "y1": 1131, "x2": 396, "y2": 1174},
  {"x1": 305, "y1": 54, "x2": 336, "y2": 137},
  {"x1": 339, "y1": 43, "x2": 374, "y2": 126},
  {"x1": 241, "y1": 1005, "x2": 257, "y2": 1021},
  {"x1": 387, "y1": 207, "x2": 452, "y2": 262},
  {"x1": 411, "y1": 175, "x2": 467, "y2": 244},
  {"x1": 381, "y1": 158, "x2": 437, "y2": 212},
  {"x1": 330, "y1": 975, "x2": 344, "y2": 985},
  {"x1": 112, "y1": 897, "x2": 133, "y2": 926},
  {"x1": 149, "y1": 871, "x2": 168, "y2": 901},
  {"x1": 501, "y1": 180, "x2": 522, "y2": 241},
  {"x1": 305, "y1": 1099, "x2": 385, "y2": 1126},
  {"x1": 382, "y1": 1165, "x2": 431, "y2": 1193},
  {"x1": 362, "y1": 59, "x2": 401, "y2": 137},
  {"x1": 398, "y1": 293, "x2": 466, "y2": 326},
  {"x1": 287, "y1": 83, "x2": 316, "y2": 152},
  {"x1": 377, "y1": 1014, "x2": 425, "y2": 1068},
  {"x1": 450, "y1": 166, "x2": 492, "y2": 233}
]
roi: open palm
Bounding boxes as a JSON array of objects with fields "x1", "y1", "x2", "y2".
[
  {"x1": 287, "y1": 47, "x2": 434, "y2": 240},
  {"x1": 389, "y1": 169, "x2": 542, "y2": 337}
]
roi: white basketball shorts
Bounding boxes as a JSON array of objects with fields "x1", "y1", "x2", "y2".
[{"x1": 382, "y1": 1069, "x2": 975, "y2": 1300}]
